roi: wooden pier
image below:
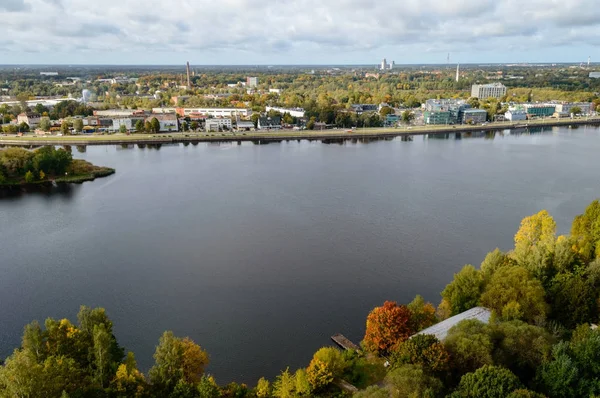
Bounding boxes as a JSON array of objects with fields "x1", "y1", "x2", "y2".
[{"x1": 331, "y1": 333, "x2": 361, "y2": 352}]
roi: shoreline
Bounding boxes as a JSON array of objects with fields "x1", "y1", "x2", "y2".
[{"x1": 1, "y1": 118, "x2": 599, "y2": 146}]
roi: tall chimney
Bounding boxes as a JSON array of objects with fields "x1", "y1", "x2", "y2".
[{"x1": 186, "y1": 62, "x2": 191, "y2": 89}]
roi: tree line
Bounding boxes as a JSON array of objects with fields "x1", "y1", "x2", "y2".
[{"x1": 1, "y1": 200, "x2": 600, "y2": 396}]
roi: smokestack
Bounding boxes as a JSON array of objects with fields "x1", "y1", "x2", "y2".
[
  {"x1": 186, "y1": 62, "x2": 191, "y2": 89},
  {"x1": 456, "y1": 63, "x2": 460, "y2": 82}
]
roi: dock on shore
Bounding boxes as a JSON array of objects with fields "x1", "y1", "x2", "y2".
[{"x1": 331, "y1": 333, "x2": 361, "y2": 352}]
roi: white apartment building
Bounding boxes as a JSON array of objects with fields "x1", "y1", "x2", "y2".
[
  {"x1": 471, "y1": 83, "x2": 507, "y2": 99},
  {"x1": 246, "y1": 77, "x2": 258, "y2": 87},
  {"x1": 180, "y1": 108, "x2": 252, "y2": 118},
  {"x1": 265, "y1": 106, "x2": 305, "y2": 118},
  {"x1": 205, "y1": 118, "x2": 232, "y2": 132}
]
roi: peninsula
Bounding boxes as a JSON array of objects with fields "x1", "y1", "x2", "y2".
[{"x1": 0, "y1": 146, "x2": 114, "y2": 188}]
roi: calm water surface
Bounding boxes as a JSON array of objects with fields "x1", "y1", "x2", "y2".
[{"x1": 2, "y1": 126, "x2": 600, "y2": 383}]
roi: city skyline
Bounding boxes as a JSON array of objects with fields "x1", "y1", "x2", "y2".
[{"x1": 1, "y1": 0, "x2": 600, "y2": 65}]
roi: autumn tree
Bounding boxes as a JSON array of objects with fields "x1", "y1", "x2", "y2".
[
  {"x1": 512, "y1": 210, "x2": 557, "y2": 280},
  {"x1": 363, "y1": 301, "x2": 413, "y2": 355},
  {"x1": 391, "y1": 334, "x2": 450, "y2": 374},
  {"x1": 440, "y1": 265, "x2": 484, "y2": 316},
  {"x1": 149, "y1": 331, "x2": 209, "y2": 394},
  {"x1": 135, "y1": 120, "x2": 144, "y2": 133},
  {"x1": 480, "y1": 266, "x2": 547, "y2": 323},
  {"x1": 273, "y1": 367, "x2": 297, "y2": 397},
  {"x1": 255, "y1": 377, "x2": 271, "y2": 397},
  {"x1": 150, "y1": 117, "x2": 161, "y2": 133},
  {"x1": 571, "y1": 200, "x2": 600, "y2": 261}
]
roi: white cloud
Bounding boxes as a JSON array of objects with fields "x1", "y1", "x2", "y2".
[{"x1": 1, "y1": 0, "x2": 599, "y2": 63}]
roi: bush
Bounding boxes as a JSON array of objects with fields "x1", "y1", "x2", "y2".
[{"x1": 24, "y1": 170, "x2": 34, "y2": 183}]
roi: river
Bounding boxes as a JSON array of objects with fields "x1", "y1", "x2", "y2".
[{"x1": 1, "y1": 126, "x2": 600, "y2": 384}]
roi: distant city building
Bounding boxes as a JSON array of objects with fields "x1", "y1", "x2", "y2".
[
  {"x1": 471, "y1": 83, "x2": 507, "y2": 99},
  {"x1": 236, "y1": 119, "x2": 255, "y2": 131},
  {"x1": 269, "y1": 88, "x2": 282, "y2": 94},
  {"x1": 94, "y1": 109, "x2": 143, "y2": 117},
  {"x1": 424, "y1": 99, "x2": 472, "y2": 124},
  {"x1": 266, "y1": 106, "x2": 305, "y2": 118},
  {"x1": 553, "y1": 102, "x2": 593, "y2": 115},
  {"x1": 350, "y1": 104, "x2": 378, "y2": 114},
  {"x1": 589, "y1": 72, "x2": 600, "y2": 78},
  {"x1": 17, "y1": 113, "x2": 41, "y2": 128},
  {"x1": 504, "y1": 109, "x2": 527, "y2": 121},
  {"x1": 40, "y1": 72, "x2": 59, "y2": 76},
  {"x1": 257, "y1": 116, "x2": 282, "y2": 130},
  {"x1": 246, "y1": 77, "x2": 258, "y2": 88},
  {"x1": 149, "y1": 113, "x2": 179, "y2": 132},
  {"x1": 461, "y1": 109, "x2": 488, "y2": 124},
  {"x1": 379, "y1": 59, "x2": 394, "y2": 70},
  {"x1": 524, "y1": 104, "x2": 556, "y2": 117},
  {"x1": 171, "y1": 108, "x2": 252, "y2": 118},
  {"x1": 205, "y1": 118, "x2": 232, "y2": 132}
]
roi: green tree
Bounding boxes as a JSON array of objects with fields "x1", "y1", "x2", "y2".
[
  {"x1": 135, "y1": 120, "x2": 144, "y2": 133},
  {"x1": 190, "y1": 121, "x2": 199, "y2": 132},
  {"x1": 306, "y1": 117, "x2": 316, "y2": 130},
  {"x1": 18, "y1": 122, "x2": 30, "y2": 132},
  {"x1": 60, "y1": 120, "x2": 70, "y2": 135},
  {"x1": 144, "y1": 121, "x2": 152, "y2": 132},
  {"x1": 440, "y1": 265, "x2": 484, "y2": 316},
  {"x1": 492, "y1": 321, "x2": 554, "y2": 380},
  {"x1": 92, "y1": 323, "x2": 111, "y2": 387},
  {"x1": 150, "y1": 117, "x2": 161, "y2": 133},
  {"x1": 570, "y1": 106, "x2": 582, "y2": 115},
  {"x1": 480, "y1": 248, "x2": 516, "y2": 280},
  {"x1": 548, "y1": 272, "x2": 597, "y2": 329},
  {"x1": 196, "y1": 375, "x2": 220, "y2": 398},
  {"x1": 401, "y1": 110, "x2": 414, "y2": 124},
  {"x1": 385, "y1": 364, "x2": 443, "y2": 398},
  {"x1": 379, "y1": 106, "x2": 393, "y2": 117},
  {"x1": 444, "y1": 320, "x2": 494, "y2": 376},
  {"x1": 119, "y1": 124, "x2": 128, "y2": 134},
  {"x1": 311, "y1": 347, "x2": 348, "y2": 378},
  {"x1": 73, "y1": 119, "x2": 84, "y2": 132},
  {"x1": 39, "y1": 117, "x2": 52, "y2": 132},
  {"x1": 480, "y1": 266, "x2": 547, "y2": 323},
  {"x1": 407, "y1": 295, "x2": 437, "y2": 332},
  {"x1": 181, "y1": 121, "x2": 189, "y2": 132},
  {"x1": 391, "y1": 334, "x2": 450, "y2": 374},
  {"x1": 455, "y1": 365, "x2": 522, "y2": 398},
  {"x1": 24, "y1": 170, "x2": 34, "y2": 183},
  {"x1": 353, "y1": 385, "x2": 389, "y2": 398},
  {"x1": 149, "y1": 331, "x2": 209, "y2": 393}
]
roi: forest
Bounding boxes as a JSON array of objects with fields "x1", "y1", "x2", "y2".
[
  {"x1": 0, "y1": 147, "x2": 114, "y2": 186},
  {"x1": 1, "y1": 199, "x2": 600, "y2": 397}
]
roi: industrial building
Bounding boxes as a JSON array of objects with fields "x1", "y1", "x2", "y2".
[
  {"x1": 505, "y1": 109, "x2": 527, "y2": 121},
  {"x1": 471, "y1": 83, "x2": 507, "y2": 99},
  {"x1": 424, "y1": 99, "x2": 473, "y2": 125}
]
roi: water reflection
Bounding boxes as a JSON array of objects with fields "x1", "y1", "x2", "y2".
[{"x1": 0, "y1": 183, "x2": 79, "y2": 200}]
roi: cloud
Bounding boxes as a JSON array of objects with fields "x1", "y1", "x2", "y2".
[
  {"x1": 0, "y1": 0, "x2": 31, "y2": 12},
  {"x1": 0, "y1": 0, "x2": 600, "y2": 63}
]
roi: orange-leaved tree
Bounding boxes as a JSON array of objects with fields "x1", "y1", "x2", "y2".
[{"x1": 363, "y1": 301, "x2": 413, "y2": 355}]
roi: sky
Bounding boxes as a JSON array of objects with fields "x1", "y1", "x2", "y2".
[{"x1": 1, "y1": 0, "x2": 600, "y2": 65}]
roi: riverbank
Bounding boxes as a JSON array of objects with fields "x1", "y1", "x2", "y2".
[{"x1": 1, "y1": 117, "x2": 599, "y2": 146}]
